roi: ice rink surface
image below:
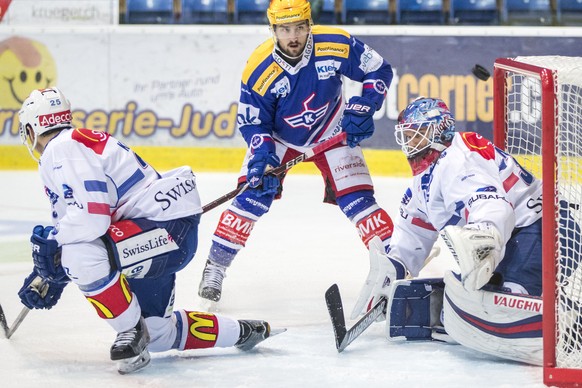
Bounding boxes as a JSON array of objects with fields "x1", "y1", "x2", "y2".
[{"x1": 0, "y1": 171, "x2": 545, "y2": 387}]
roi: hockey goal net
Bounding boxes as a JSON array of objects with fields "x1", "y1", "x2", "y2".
[{"x1": 493, "y1": 56, "x2": 582, "y2": 387}]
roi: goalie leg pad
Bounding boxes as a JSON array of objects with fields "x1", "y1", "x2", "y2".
[
  {"x1": 385, "y1": 278, "x2": 446, "y2": 341},
  {"x1": 442, "y1": 270, "x2": 543, "y2": 365}
]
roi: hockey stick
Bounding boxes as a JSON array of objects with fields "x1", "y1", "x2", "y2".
[
  {"x1": 5, "y1": 306, "x2": 30, "y2": 339},
  {"x1": 0, "y1": 303, "x2": 30, "y2": 340},
  {"x1": 325, "y1": 283, "x2": 387, "y2": 353},
  {"x1": 202, "y1": 132, "x2": 347, "y2": 213},
  {"x1": 0, "y1": 278, "x2": 49, "y2": 339},
  {"x1": 328, "y1": 242, "x2": 442, "y2": 352},
  {"x1": 0, "y1": 303, "x2": 9, "y2": 337}
]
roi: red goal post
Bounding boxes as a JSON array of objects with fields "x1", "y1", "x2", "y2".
[{"x1": 493, "y1": 56, "x2": 582, "y2": 387}]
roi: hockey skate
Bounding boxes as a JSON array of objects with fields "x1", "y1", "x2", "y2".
[
  {"x1": 235, "y1": 320, "x2": 278, "y2": 351},
  {"x1": 110, "y1": 316, "x2": 151, "y2": 374},
  {"x1": 198, "y1": 260, "x2": 227, "y2": 302}
]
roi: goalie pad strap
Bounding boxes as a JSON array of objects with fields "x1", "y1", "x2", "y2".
[
  {"x1": 442, "y1": 271, "x2": 543, "y2": 365},
  {"x1": 385, "y1": 278, "x2": 446, "y2": 342}
]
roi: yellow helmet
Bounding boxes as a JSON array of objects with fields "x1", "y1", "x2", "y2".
[{"x1": 267, "y1": 0, "x2": 312, "y2": 26}]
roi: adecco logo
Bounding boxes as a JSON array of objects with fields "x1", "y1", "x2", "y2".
[{"x1": 39, "y1": 110, "x2": 72, "y2": 127}]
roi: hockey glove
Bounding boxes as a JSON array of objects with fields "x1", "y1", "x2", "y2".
[
  {"x1": 341, "y1": 96, "x2": 376, "y2": 148},
  {"x1": 246, "y1": 150, "x2": 281, "y2": 196},
  {"x1": 30, "y1": 225, "x2": 67, "y2": 283},
  {"x1": 441, "y1": 222, "x2": 503, "y2": 292},
  {"x1": 351, "y1": 236, "x2": 407, "y2": 321},
  {"x1": 18, "y1": 270, "x2": 68, "y2": 310}
]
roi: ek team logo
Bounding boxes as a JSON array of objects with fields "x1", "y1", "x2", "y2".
[{"x1": 284, "y1": 93, "x2": 328, "y2": 130}]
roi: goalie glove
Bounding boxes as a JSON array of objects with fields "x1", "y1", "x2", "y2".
[
  {"x1": 351, "y1": 236, "x2": 406, "y2": 321},
  {"x1": 441, "y1": 222, "x2": 503, "y2": 292}
]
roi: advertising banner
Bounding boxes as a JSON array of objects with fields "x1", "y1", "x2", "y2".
[
  {"x1": 1, "y1": 0, "x2": 116, "y2": 25},
  {"x1": 1, "y1": 26, "x2": 581, "y2": 158}
]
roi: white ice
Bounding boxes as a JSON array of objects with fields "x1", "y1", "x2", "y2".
[{"x1": 0, "y1": 171, "x2": 545, "y2": 387}]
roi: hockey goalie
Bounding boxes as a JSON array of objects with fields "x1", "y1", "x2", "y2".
[{"x1": 351, "y1": 97, "x2": 581, "y2": 365}]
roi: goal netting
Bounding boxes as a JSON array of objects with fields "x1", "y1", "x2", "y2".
[{"x1": 493, "y1": 56, "x2": 582, "y2": 387}]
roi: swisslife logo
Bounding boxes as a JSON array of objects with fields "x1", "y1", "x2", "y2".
[{"x1": 38, "y1": 109, "x2": 72, "y2": 128}]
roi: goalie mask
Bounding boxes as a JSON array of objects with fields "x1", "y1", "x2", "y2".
[
  {"x1": 19, "y1": 87, "x2": 73, "y2": 161},
  {"x1": 394, "y1": 97, "x2": 455, "y2": 159}
]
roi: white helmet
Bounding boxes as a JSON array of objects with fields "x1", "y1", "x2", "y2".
[{"x1": 19, "y1": 87, "x2": 73, "y2": 160}]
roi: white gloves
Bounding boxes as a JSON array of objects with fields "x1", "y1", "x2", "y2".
[{"x1": 441, "y1": 222, "x2": 503, "y2": 291}]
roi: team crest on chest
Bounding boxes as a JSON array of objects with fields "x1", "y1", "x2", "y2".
[{"x1": 284, "y1": 93, "x2": 328, "y2": 130}]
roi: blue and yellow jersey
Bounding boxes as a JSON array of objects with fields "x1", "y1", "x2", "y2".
[{"x1": 237, "y1": 25, "x2": 393, "y2": 149}]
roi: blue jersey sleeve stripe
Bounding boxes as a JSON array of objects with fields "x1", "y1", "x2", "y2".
[
  {"x1": 84, "y1": 180, "x2": 108, "y2": 193},
  {"x1": 117, "y1": 169, "x2": 146, "y2": 198}
]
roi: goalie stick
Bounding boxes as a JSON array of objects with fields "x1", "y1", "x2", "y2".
[
  {"x1": 327, "y1": 241, "x2": 442, "y2": 352},
  {"x1": 325, "y1": 283, "x2": 387, "y2": 353},
  {"x1": 202, "y1": 132, "x2": 347, "y2": 213}
]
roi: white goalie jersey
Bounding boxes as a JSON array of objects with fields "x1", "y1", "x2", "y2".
[
  {"x1": 38, "y1": 128, "x2": 202, "y2": 246},
  {"x1": 390, "y1": 131, "x2": 543, "y2": 276}
]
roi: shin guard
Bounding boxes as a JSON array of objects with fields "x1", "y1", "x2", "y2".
[
  {"x1": 174, "y1": 310, "x2": 241, "y2": 350},
  {"x1": 82, "y1": 272, "x2": 140, "y2": 332},
  {"x1": 354, "y1": 207, "x2": 394, "y2": 248}
]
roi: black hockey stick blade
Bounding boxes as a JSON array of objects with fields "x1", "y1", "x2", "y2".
[
  {"x1": 0, "y1": 303, "x2": 9, "y2": 338},
  {"x1": 325, "y1": 284, "x2": 347, "y2": 349},
  {"x1": 325, "y1": 284, "x2": 387, "y2": 353},
  {"x1": 337, "y1": 297, "x2": 387, "y2": 352}
]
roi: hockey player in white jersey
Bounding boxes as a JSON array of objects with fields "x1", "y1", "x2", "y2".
[
  {"x1": 351, "y1": 97, "x2": 573, "y2": 365},
  {"x1": 199, "y1": 0, "x2": 395, "y2": 302},
  {"x1": 17, "y1": 87, "x2": 277, "y2": 374}
]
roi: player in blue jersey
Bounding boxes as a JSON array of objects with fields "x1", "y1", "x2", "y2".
[{"x1": 199, "y1": 0, "x2": 395, "y2": 302}]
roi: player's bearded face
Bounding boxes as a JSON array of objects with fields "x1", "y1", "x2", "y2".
[
  {"x1": 273, "y1": 21, "x2": 310, "y2": 58},
  {"x1": 401, "y1": 125, "x2": 432, "y2": 156}
]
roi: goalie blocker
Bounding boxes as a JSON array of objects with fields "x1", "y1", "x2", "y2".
[{"x1": 386, "y1": 272, "x2": 543, "y2": 365}]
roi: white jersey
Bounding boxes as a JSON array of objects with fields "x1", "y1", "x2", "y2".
[
  {"x1": 390, "y1": 132, "x2": 543, "y2": 276},
  {"x1": 38, "y1": 128, "x2": 202, "y2": 246}
]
